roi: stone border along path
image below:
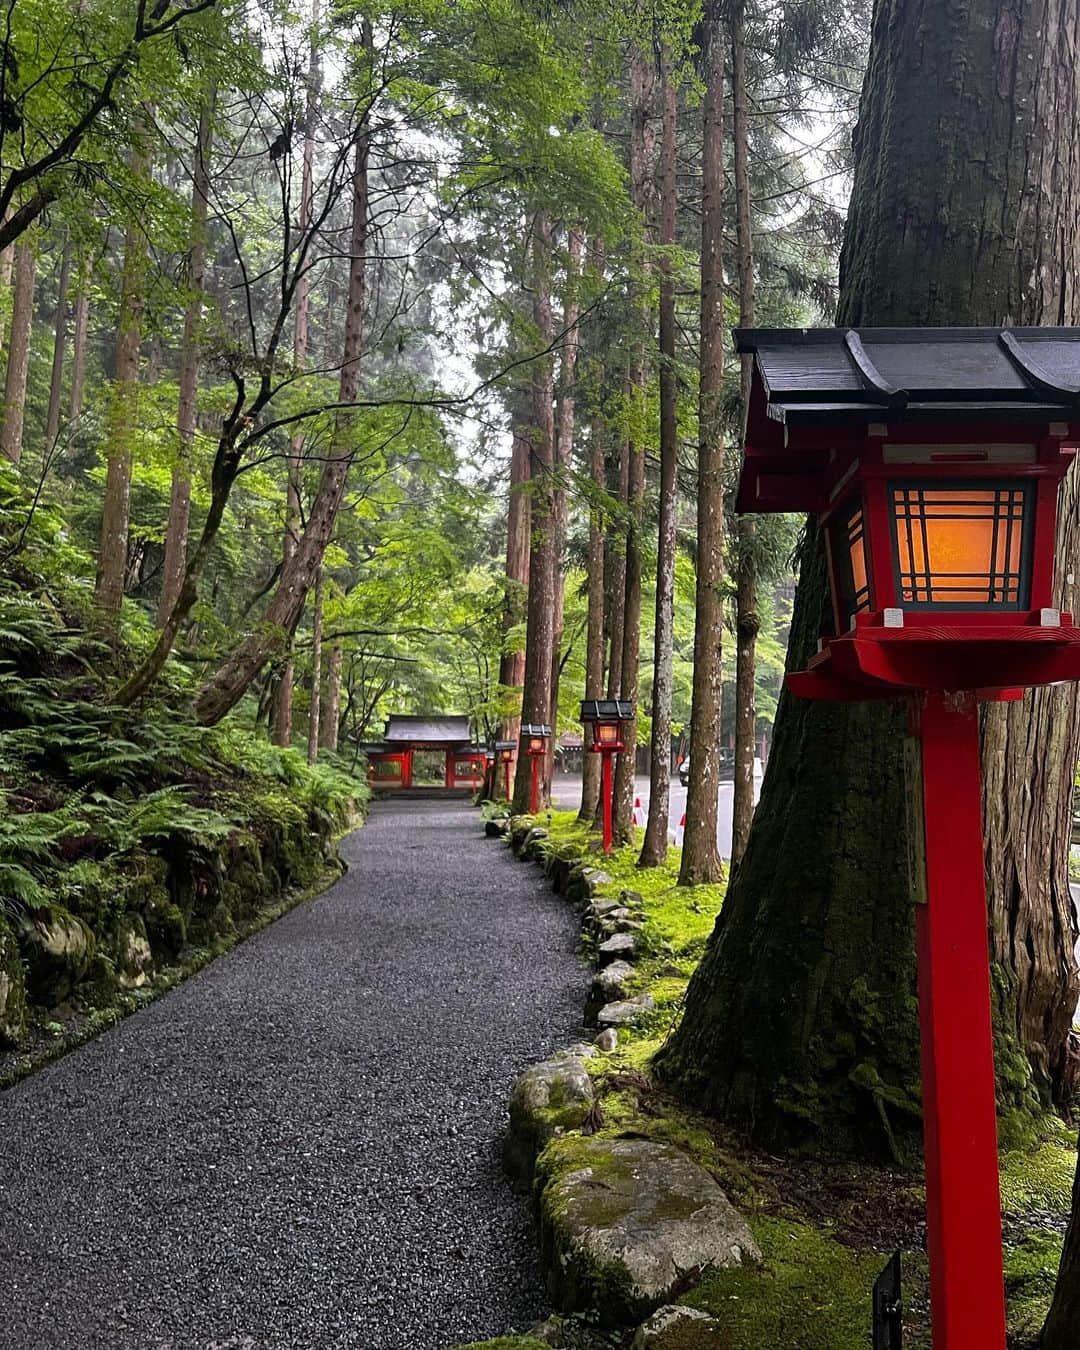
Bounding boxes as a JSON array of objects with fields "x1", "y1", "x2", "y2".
[{"x1": 0, "y1": 799, "x2": 586, "y2": 1349}]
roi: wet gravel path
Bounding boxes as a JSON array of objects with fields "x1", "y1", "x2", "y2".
[{"x1": 0, "y1": 800, "x2": 585, "y2": 1350}]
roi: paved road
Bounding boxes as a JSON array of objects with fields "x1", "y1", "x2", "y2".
[
  {"x1": 552, "y1": 772, "x2": 762, "y2": 860},
  {"x1": 0, "y1": 801, "x2": 584, "y2": 1349}
]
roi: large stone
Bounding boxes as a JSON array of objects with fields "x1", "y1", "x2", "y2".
[
  {"x1": 597, "y1": 994, "x2": 655, "y2": 1028},
  {"x1": 539, "y1": 1138, "x2": 760, "y2": 1325},
  {"x1": 598, "y1": 932, "x2": 639, "y2": 966},
  {"x1": 505, "y1": 1049, "x2": 597, "y2": 1184},
  {"x1": 110, "y1": 913, "x2": 154, "y2": 989},
  {"x1": 585, "y1": 958, "x2": 636, "y2": 1022},
  {"x1": 631, "y1": 1305, "x2": 723, "y2": 1348},
  {"x1": 567, "y1": 866, "x2": 613, "y2": 902},
  {"x1": 16, "y1": 905, "x2": 94, "y2": 1005},
  {"x1": 0, "y1": 914, "x2": 26, "y2": 1047}
]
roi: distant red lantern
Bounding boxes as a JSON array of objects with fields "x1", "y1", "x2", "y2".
[
  {"x1": 581, "y1": 700, "x2": 634, "y2": 851},
  {"x1": 519, "y1": 724, "x2": 552, "y2": 814},
  {"x1": 736, "y1": 325, "x2": 1080, "y2": 1350},
  {"x1": 495, "y1": 739, "x2": 516, "y2": 800}
]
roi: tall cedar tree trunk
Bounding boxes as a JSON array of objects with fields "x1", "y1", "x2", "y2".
[
  {"x1": 658, "y1": 0, "x2": 1080, "y2": 1163},
  {"x1": 510, "y1": 212, "x2": 556, "y2": 814},
  {"x1": 69, "y1": 283, "x2": 89, "y2": 423},
  {"x1": 307, "y1": 567, "x2": 322, "y2": 763},
  {"x1": 640, "y1": 52, "x2": 679, "y2": 866},
  {"x1": 96, "y1": 147, "x2": 148, "y2": 618},
  {"x1": 546, "y1": 227, "x2": 583, "y2": 788},
  {"x1": 320, "y1": 643, "x2": 342, "y2": 752},
  {"x1": 193, "y1": 28, "x2": 371, "y2": 726},
  {"x1": 158, "y1": 98, "x2": 212, "y2": 626},
  {"x1": 612, "y1": 47, "x2": 655, "y2": 844},
  {"x1": 579, "y1": 411, "x2": 607, "y2": 824},
  {"x1": 44, "y1": 235, "x2": 73, "y2": 449},
  {"x1": 1, "y1": 241, "x2": 35, "y2": 464},
  {"x1": 730, "y1": 0, "x2": 758, "y2": 867},
  {"x1": 272, "y1": 0, "x2": 320, "y2": 744},
  {"x1": 499, "y1": 422, "x2": 531, "y2": 767},
  {"x1": 0, "y1": 228, "x2": 13, "y2": 362},
  {"x1": 677, "y1": 9, "x2": 725, "y2": 883}
]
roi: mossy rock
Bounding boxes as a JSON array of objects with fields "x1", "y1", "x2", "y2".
[
  {"x1": 505, "y1": 1049, "x2": 596, "y2": 1185},
  {"x1": 452, "y1": 1339, "x2": 551, "y2": 1350},
  {"x1": 16, "y1": 904, "x2": 94, "y2": 1005},
  {"x1": 108, "y1": 912, "x2": 153, "y2": 989},
  {"x1": 537, "y1": 1136, "x2": 760, "y2": 1327},
  {"x1": 632, "y1": 1305, "x2": 726, "y2": 1349},
  {"x1": 0, "y1": 913, "x2": 26, "y2": 1046},
  {"x1": 142, "y1": 894, "x2": 186, "y2": 960}
]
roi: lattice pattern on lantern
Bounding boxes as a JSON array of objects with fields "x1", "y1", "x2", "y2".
[
  {"x1": 831, "y1": 497, "x2": 871, "y2": 620},
  {"x1": 890, "y1": 481, "x2": 1032, "y2": 609}
]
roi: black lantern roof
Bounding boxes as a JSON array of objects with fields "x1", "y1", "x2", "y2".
[
  {"x1": 494, "y1": 739, "x2": 517, "y2": 751},
  {"x1": 737, "y1": 326, "x2": 1080, "y2": 427},
  {"x1": 580, "y1": 699, "x2": 635, "y2": 721},
  {"x1": 520, "y1": 723, "x2": 552, "y2": 737}
]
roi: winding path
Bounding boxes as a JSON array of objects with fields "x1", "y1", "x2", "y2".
[{"x1": 0, "y1": 800, "x2": 584, "y2": 1349}]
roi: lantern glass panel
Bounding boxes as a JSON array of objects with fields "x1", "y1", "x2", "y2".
[
  {"x1": 889, "y1": 480, "x2": 1033, "y2": 609},
  {"x1": 597, "y1": 723, "x2": 620, "y2": 746},
  {"x1": 829, "y1": 495, "x2": 871, "y2": 625},
  {"x1": 528, "y1": 736, "x2": 544, "y2": 754}
]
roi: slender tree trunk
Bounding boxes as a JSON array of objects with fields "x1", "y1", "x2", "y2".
[
  {"x1": 194, "y1": 27, "x2": 372, "y2": 726},
  {"x1": 272, "y1": 0, "x2": 321, "y2": 744},
  {"x1": 640, "y1": 51, "x2": 679, "y2": 867},
  {"x1": 511, "y1": 211, "x2": 556, "y2": 815},
  {"x1": 320, "y1": 644, "x2": 342, "y2": 753},
  {"x1": 44, "y1": 235, "x2": 73, "y2": 449},
  {"x1": 159, "y1": 98, "x2": 213, "y2": 626},
  {"x1": 96, "y1": 145, "x2": 149, "y2": 618},
  {"x1": 677, "y1": 10, "x2": 726, "y2": 883},
  {"x1": 611, "y1": 45, "x2": 656, "y2": 845},
  {"x1": 546, "y1": 226, "x2": 583, "y2": 789},
  {"x1": 660, "y1": 0, "x2": 1080, "y2": 1165},
  {"x1": 0, "y1": 225, "x2": 13, "y2": 361},
  {"x1": 307, "y1": 567, "x2": 323, "y2": 764},
  {"x1": 1, "y1": 241, "x2": 35, "y2": 464},
  {"x1": 69, "y1": 285, "x2": 89, "y2": 424},
  {"x1": 499, "y1": 423, "x2": 532, "y2": 755},
  {"x1": 730, "y1": 0, "x2": 758, "y2": 867},
  {"x1": 578, "y1": 413, "x2": 607, "y2": 825}
]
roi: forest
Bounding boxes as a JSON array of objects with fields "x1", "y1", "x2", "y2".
[{"x1": 4, "y1": 0, "x2": 1080, "y2": 1348}]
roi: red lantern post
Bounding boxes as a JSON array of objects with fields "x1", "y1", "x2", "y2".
[
  {"x1": 581, "y1": 700, "x2": 633, "y2": 852},
  {"x1": 520, "y1": 724, "x2": 552, "y2": 815},
  {"x1": 735, "y1": 325, "x2": 1080, "y2": 1350}
]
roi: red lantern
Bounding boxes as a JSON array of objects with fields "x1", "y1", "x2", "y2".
[
  {"x1": 736, "y1": 325, "x2": 1080, "y2": 1350},
  {"x1": 580, "y1": 700, "x2": 634, "y2": 850},
  {"x1": 519, "y1": 724, "x2": 551, "y2": 814}
]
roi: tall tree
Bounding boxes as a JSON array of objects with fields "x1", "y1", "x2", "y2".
[
  {"x1": 499, "y1": 421, "x2": 531, "y2": 762},
  {"x1": 511, "y1": 211, "x2": 557, "y2": 814},
  {"x1": 0, "y1": 239, "x2": 34, "y2": 464},
  {"x1": 159, "y1": 97, "x2": 213, "y2": 626},
  {"x1": 640, "y1": 49, "x2": 679, "y2": 867},
  {"x1": 44, "y1": 235, "x2": 73, "y2": 450},
  {"x1": 729, "y1": 0, "x2": 758, "y2": 867},
  {"x1": 658, "y1": 0, "x2": 1080, "y2": 1159},
  {"x1": 677, "y1": 5, "x2": 726, "y2": 884}
]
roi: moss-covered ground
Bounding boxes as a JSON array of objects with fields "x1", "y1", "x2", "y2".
[{"x1": 510, "y1": 810, "x2": 1077, "y2": 1350}]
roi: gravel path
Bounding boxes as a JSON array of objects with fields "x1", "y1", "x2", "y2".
[{"x1": 0, "y1": 800, "x2": 585, "y2": 1350}]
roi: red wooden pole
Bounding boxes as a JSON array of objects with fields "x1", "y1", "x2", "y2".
[
  {"x1": 601, "y1": 751, "x2": 614, "y2": 853},
  {"x1": 915, "y1": 690, "x2": 1006, "y2": 1350},
  {"x1": 529, "y1": 753, "x2": 540, "y2": 815}
]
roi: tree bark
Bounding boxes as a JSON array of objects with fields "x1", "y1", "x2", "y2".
[
  {"x1": 546, "y1": 226, "x2": 583, "y2": 790},
  {"x1": 640, "y1": 51, "x2": 679, "y2": 868},
  {"x1": 0, "y1": 240, "x2": 35, "y2": 464},
  {"x1": 272, "y1": 0, "x2": 320, "y2": 744},
  {"x1": 578, "y1": 412, "x2": 607, "y2": 825},
  {"x1": 44, "y1": 235, "x2": 73, "y2": 450},
  {"x1": 730, "y1": 0, "x2": 758, "y2": 867},
  {"x1": 159, "y1": 97, "x2": 213, "y2": 626},
  {"x1": 96, "y1": 145, "x2": 149, "y2": 619},
  {"x1": 611, "y1": 45, "x2": 655, "y2": 845},
  {"x1": 69, "y1": 284, "x2": 89, "y2": 424},
  {"x1": 659, "y1": 0, "x2": 1080, "y2": 1163},
  {"x1": 510, "y1": 211, "x2": 556, "y2": 815},
  {"x1": 194, "y1": 27, "x2": 371, "y2": 726},
  {"x1": 677, "y1": 9, "x2": 726, "y2": 884},
  {"x1": 320, "y1": 643, "x2": 342, "y2": 753},
  {"x1": 499, "y1": 422, "x2": 531, "y2": 759},
  {"x1": 307, "y1": 567, "x2": 322, "y2": 764}
]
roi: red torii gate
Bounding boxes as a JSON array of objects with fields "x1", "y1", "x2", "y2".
[{"x1": 363, "y1": 715, "x2": 485, "y2": 791}]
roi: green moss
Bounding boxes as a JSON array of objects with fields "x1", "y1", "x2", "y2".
[
  {"x1": 451, "y1": 1339, "x2": 550, "y2": 1350},
  {"x1": 1005, "y1": 1232, "x2": 1064, "y2": 1348},
  {"x1": 679, "y1": 1216, "x2": 887, "y2": 1349},
  {"x1": 1000, "y1": 1137, "x2": 1078, "y2": 1217}
]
